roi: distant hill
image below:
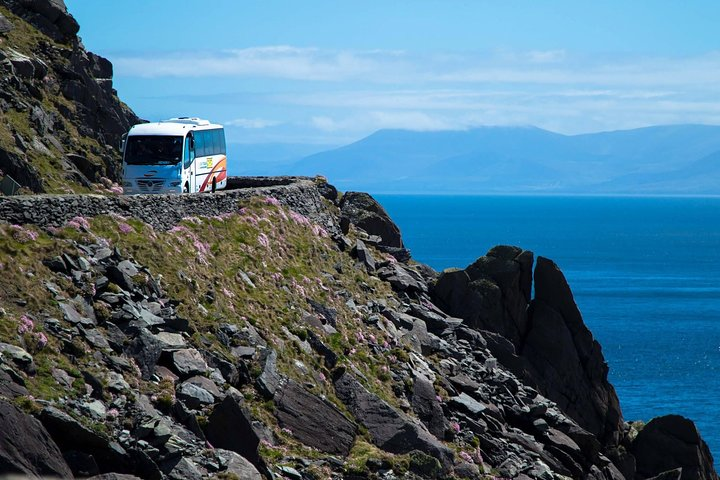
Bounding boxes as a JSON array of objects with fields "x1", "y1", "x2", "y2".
[{"x1": 287, "y1": 125, "x2": 720, "y2": 194}]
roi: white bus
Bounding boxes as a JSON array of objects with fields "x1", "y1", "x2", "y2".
[{"x1": 121, "y1": 117, "x2": 228, "y2": 194}]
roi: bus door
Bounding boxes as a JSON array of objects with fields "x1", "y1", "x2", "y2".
[{"x1": 183, "y1": 133, "x2": 196, "y2": 192}]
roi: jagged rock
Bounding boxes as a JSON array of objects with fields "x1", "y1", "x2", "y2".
[
  {"x1": 40, "y1": 406, "x2": 132, "y2": 475},
  {"x1": 215, "y1": 449, "x2": 262, "y2": 480},
  {"x1": 204, "y1": 393, "x2": 265, "y2": 468},
  {"x1": 411, "y1": 375, "x2": 445, "y2": 439},
  {"x1": 377, "y1": 263, "x2": 426, "y2": 292},
  {"x1": 333, "y1": 371, "x2": 453, "y2": 469},
  {"x1": 528, "y1": 256, "x2": 622, "y2": 444},
  {"x1": 0, "y1": 368, "x2": 29, "y2": 398},
  {"x1": 0, "y1": 399, "x2": 73, "y2": 478},
  {"x1": 176, "y1": 382, "x2": 215, "y2": 409},
  {"x1": 340, "y1": 192, "x2": 404, "y2": 248},
  {"x1": 354, "y1": 239, "x2": 376, "y2": 272},
  {"x1": 632, "y1": 415, "x2": 717, "y2": 480},
  {"x1": 646, "y1": 469, "x2": 684, "y2": 480},
  {"x1": 273, "y1": 379, "x2": 356, "y2": 455},
  {"x1": 171, "y1": 348, "x2": 209, "y2": 377},
  {"x1": 0, "y1": 13, "x2": 14, "y2": 33},
  {"x1": 0, "y1": 343, "x2": 35, "y2": 373},
  {"x1": 60, "y1": 301, "x2": 95, "y2": 327},
  {"x1": 256, "y1": 349, "x2": 284, "y2": 398},
  {"x1": 125, "y1": 328, "x2": 163, "y2": 380}
]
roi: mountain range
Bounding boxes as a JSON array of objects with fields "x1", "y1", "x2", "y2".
[{"x1": 281, "y1": 124, "x2": 720, "y2": 194}]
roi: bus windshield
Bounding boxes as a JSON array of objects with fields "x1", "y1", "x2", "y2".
[{"x1": 124, "y1": 135, "x2": 183, "y2": 165}]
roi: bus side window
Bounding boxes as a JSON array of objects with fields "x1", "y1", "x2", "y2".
[
  {"x1": 195, "y1": 131, "x2": 206, "y2": 157},
  {"x1": 184, "y1": 135, "x2": 194, "y2": 169},
  {"x1": 219, "y1": 129, "x2": 226, "y2": 154}
]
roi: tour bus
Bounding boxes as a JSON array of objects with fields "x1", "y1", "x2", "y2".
[{"x1": 121, "y1": 117, "x2": 228, "y2": 194}]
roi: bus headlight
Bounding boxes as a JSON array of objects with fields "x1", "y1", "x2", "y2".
[{"x1": 169, "y1": 181, "x2": 181, "y2": 187}]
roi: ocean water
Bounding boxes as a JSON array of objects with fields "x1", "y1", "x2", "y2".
[{"x1": 376, "y1": 195, "x2": 720, "y2": 459}]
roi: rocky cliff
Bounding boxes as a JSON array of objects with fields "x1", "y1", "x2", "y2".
[
  {"x1": 0, "y1": 178, "x2": 717, "y2": 480},
  {"x1": 0, "y1": 0, "x2": 140, "y2": 194}
]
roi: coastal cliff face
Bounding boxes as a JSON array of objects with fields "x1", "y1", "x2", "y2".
[
  {"x1": 0, "y1": 0, "x2": 140, "y2": 194},
  {"x1": 0, "y1": 180, "x2": 717, "y2": 480}
]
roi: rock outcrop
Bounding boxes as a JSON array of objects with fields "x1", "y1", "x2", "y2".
[
  {"x1": 432, "y1": 248, "x2": 623, "y2": 446},
  {"x1": 0, "y1": 0, "x2": 140, "y2": 193}
]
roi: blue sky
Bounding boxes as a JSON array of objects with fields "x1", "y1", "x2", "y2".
[{"x1": 66, "y1": 1, "x2": 720, "y2": 146}]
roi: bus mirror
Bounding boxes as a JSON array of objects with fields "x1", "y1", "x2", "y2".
[
  {"x1": 188, "y1": 133, "x2": 195, "y2": 150},
  {"x1": 120, "y1": 133, "x2": 127, "y2": 153}
]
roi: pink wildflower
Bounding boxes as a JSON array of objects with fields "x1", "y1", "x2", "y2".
[
  {"x1": 355, "y1": 331, "x2": 365, "y2": 342},
  {"x1": 311, "y1": 224, "x2": 328, "y2": 238},
  {"x1": 257, "y1": 233, "x2": 270, "y2": 249},
  {"x1": 459, "y1": 451, "x2": 474, "y2": 463},
  {"x1": 451, "y1": 422, "x2": 461, "y2": 433},
  {"x1": 382, "y1": 340, "x2": 390, "y2": 349},
  {"x1": 118, "y1": 222, "x2": 134, "y2": 234},
  {"x1": 109, "y1": 185, "x2": 124, "y2": 194},
  {"x1": 107, "y1": 408, "x2": 119, "y2": 418},
  {"x1": 281, "y1": 427, "x2": 293, "y2": 435},
  {"x1": 264, "y1": 196, "x2": 281, "y2": 206},
  {"x1": 368, "y1": 334, "x2": 377, "y2": 344},
  {"x1": 271, "y1": 272, "x2": 283, "y2": 282},
  {"x1": 66, "y1": 216, "x2": 90, "y2": 231},
  {"x1": 318, "y1": 372, "x2": 326, "y2": 382},
  {"x1": 289, "y1": 211, "x2": 310, "y2": 226},
  {"x1": 35, "y1": 332, "x2": 48, "y2": 349},
  {"x1": 436, "y1": 395, "x2": 442, "y2": 402},
  {"x1": 17, "y1": 315, "x2": 34, "y2": 334},
  {"x1": 349, "y1": 348, "x2": 356, "y2": 355}
]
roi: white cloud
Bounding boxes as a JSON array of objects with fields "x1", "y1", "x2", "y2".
[{"x1": 225, "y1": 118, "x2": 281, "y2": 129}]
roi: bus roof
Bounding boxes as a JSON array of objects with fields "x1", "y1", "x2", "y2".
[{"x1": 128, "y1": 118, "x2": 223, "y2": 136}]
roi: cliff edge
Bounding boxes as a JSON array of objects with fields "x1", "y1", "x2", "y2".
[{"x1": 0, "y1": 0, "x2": 140, "y2": 194}]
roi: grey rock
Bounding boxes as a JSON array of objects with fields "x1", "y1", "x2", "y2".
[
  {"x1": 340, "y1": 191, "x2": 404, "y2": 248},
  {"x1": 411, "y1": 375, "x2": 445, "y2": 439},
  {"x1": 273, "y1": 379, "x2": 356, "y2": 455},
  {"x1": 0, "y1": 368, "x2": 29, "y2": 398},
  {"x1": 334, "y1": 371, "x2": 453, "y2": 469},
  {"x1": 0, "y1": 399, "x2": 73, "y2": 478},
  {"x1": 60, "y1": 301, "x2": 95, "y2": 326},
  {"x1": 256, "y1": 349, "x2": 284, "y2": 398},
  {"x1": 354, "y1": 239, "x2": 376, "y2": 272},
  {"x1": 215, "y1": 449, "x2": 262, "y2": 480},
  {"x1": 0, "y1": 13, "x2": 13, "y2": 33},
  {"x1": 0, "y1": 343, "x2": 35, "y2": 373},
  {"x1": 176, "y1": 382, "x2": 215, "y2": 409},
  {"x1": 449, "y1": 393, "x2": 486, "y2": 415},
  {"x1": 171, "y1": 348, "x2": 209, "y2": 377},
  {"x1": 125, "y1": 328, "x2": 163, "y2": 380}
]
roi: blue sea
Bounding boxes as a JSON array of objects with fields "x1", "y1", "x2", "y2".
[{"x1": 376, "y1": 195, "x2": 720, "y2": 459}]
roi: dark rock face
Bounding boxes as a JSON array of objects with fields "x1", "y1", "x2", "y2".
[
  {"x1": 333, "y1": 371, "x2": 453, "y2": 469},
  {"x1": 1, "y1": 0, "x2": 141, "y2": 192},
  {"x1": 273, "y1": 379, "x2": 357, "y2": 456},
  {"x1": 340, "y1": 192, "x2": 404, "y2": 248},
  {"x1": 632, "y1": 415, "x2": 718, "y2": 480},
  {"x1": 432, "y1": 248, "x2": 623, "y2": 446},
  {"x1": 0, "y1": 399, "x2": 73, "y2": 478},
  {"x1": 527, "y1": 256, "x2": 622, "y2": 445},
  {"x1": 204, "y1": 393, "x2": 264, "y2": 469}
]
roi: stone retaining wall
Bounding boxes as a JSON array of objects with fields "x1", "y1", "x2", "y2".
[{"x1": 0, "y1": 176, "x2": 339, "y2": 234}]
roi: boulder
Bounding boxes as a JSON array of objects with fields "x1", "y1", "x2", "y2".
[
  {"x1": 204, "y1": 393, "x2": 265, "y2": 468},
  {"x1": 411, "y1": 375, "x2": 445, "y2": 438},
  {"x1": 40, "y1": 406, "x2": 132, "y2": 475},
  {"x1": 273, "y1": 379, "x2": 356, "y2": 455},
  {"x1": 125, "y1": 328, "x2": 163, "y2": 380},
  {"x1": 339, "y1": 192, "x2": 404, "y2": 248},
  {"x1": 215, "y1": 448, "x2": 262, "y2": 480},
  {"x1": 0, "y1": 14, "x2": 14, "y2": 33},
  {"x1": 632, "y1": 415, "x2": 717, "y2": 480},
  {"x1": 333, "y1": 371, "x2": 453, "y2": 469},
  {"x1": 0, "y1": 399, "x2": 72, "y2": 478}
]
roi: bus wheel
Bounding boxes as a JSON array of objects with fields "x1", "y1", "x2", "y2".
[
  {"x1": 211, "y1": 178, "x2": 216, "y2": 193},
  {"x1": 183, "y1": 182, "x2": 189, "y2": 193}
]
